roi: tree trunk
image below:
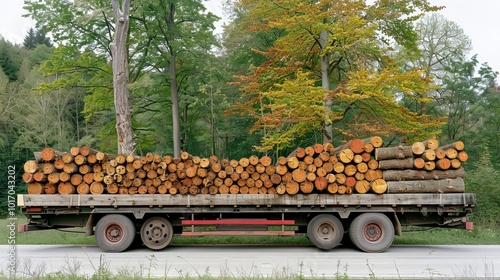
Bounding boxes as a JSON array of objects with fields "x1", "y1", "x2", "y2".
[
  {"x1": 169, "y1": 57, "x2": 181, "y2": 158},
  {"x1": 382, "y1": 167, "x2": 465, "y2": 181},
  {"x1": 319, "y1": 30, "x2": 332, "y2": 143},
  {"x1": 387, "y1": 178, "x2": 465, "y2": 193},
  {"x1": 378, "y1": 158, "x2": 414, "y2": 170},
  {"x1": 374, "y1": 146, "x2": 413, "y2": 160},
  {"x1": 110, "y1": 0, "x2": 135, "y2": 155}
]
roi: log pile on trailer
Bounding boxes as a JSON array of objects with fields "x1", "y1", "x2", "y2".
[{"x1": 22, "y1": 137, "x2": 468, "y2": 196}]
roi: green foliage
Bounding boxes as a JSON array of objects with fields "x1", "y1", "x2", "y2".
[
  {"x1": 334, "y1": 65, "x2": 442, "y2": 142},
  {"x1": 232, "y1": 0, "x2": 444, "y2": 152},
  {"x1": 466, "y1": 150, "x2": 500, "y2": 227},
  {"x1": 22, "y1": 28, "x2": 52, "y2": 50},
  {"x1": 250, "y1": 70, "x2": 328, "y2": 151},
  {"x1": 0, "y1": 39, "x2": 25, "y2": 81}
]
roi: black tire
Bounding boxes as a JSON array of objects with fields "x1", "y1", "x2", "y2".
[
  {"x1": 95, "y1": 214, "x2": 136, "y2": 252},
  {"x1": 307, "y1": 214, "x2": 344, "y2": 250},
  {"x1": 349, "y1": 213, "x2": 394, "y2": 253},
  {"x1": 140, "y1": 216, "x2": 173, "y2": 250}
]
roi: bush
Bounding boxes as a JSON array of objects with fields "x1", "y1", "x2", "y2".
[{"x1": 465, "y1": 149, "x2": 500, "y2": 227}]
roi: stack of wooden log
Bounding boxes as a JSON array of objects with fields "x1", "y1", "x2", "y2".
[
  {"x1": 22, "y1": 137, "x2": 468, "y2": 196},
  {"x1": 379, "y1": 140, "x2": 468, "y2": 193}
]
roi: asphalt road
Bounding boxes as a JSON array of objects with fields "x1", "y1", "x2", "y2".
[{"x1": 2, "y1": 244, "x2": 499, "y2": 278}]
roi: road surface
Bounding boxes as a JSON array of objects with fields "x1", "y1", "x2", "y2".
[{"x1": 2, "y1": 244, "x2": 499, "y2": 278}]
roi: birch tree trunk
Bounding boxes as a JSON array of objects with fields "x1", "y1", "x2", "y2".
[{"x1": 110, "y1": 0, "x2": 135, "y2": 155}]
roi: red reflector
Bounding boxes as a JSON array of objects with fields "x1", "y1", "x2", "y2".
[
  {"x1": 27, "y1": 207, "x2": 42, "y2": 212},
  {"x1": 466, "y1": 221, "x2": 473, "y2": 231},
  {"x1": 18, "y1": 224, "x2": 29, "y2": 232}
]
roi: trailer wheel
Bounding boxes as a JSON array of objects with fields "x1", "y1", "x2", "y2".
[
  {"x1": 349, "y1": 213, "x2": 394, "y2": 253},
  {"x1": 95, "y1": 214, "x2": 135, "y2": 252},
  {"x1": 307, "y1": 214, "x2": 344, "y2": 250},
  {"x1": 140, "y1": 217, "x2": 173, "y2": 250}
]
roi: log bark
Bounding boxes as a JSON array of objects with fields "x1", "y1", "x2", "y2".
[
  {"x1": 375, "y1": 146, "x2": 413, "y2": 160},
  {"x1": 387, "y1": 178, "x2": 465, "y2": 193},
  {"x1": 378, "y1": 158, "x2": 414, "y2": 170},
  {"x1": 438, "y1": 141, "x2": 465, "y2": 151},
  {"x1": 382, "y1": 167, "x2": 465, "y2": 181}
]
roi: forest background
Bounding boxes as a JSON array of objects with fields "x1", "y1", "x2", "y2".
[{"x1": 0, "y1": 0, "x2": 498, "y2": 227}]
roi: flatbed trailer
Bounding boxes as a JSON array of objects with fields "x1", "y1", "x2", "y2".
[{"x1": 18, "y1": 193, "x2": 476, "y2": 252}]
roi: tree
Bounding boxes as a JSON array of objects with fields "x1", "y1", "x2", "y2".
[
  {"x1": 110, "y1": 0, "x2": 135, "y2": 155},
  {"x1": 132, "y1": 0, "x2": 219, "y2": 157},
  {"x1": 398, "y1": 14, "x2": 472, "y2": 115},
  {"x1": 22, "y1": 28, "x2": 52, "y2": 50},
  {"x1": 0, "y1": 39, "x2": 23, "y2": 81},
  {"x1": 24, "y1": 0, "x2": 219, "y2": 156},
  {"x1": 231, "y1": 0, "x2": 443, "y2": 152},
  {"x1": 401, "y1": 14, "x2": 498, "y2": 167}
]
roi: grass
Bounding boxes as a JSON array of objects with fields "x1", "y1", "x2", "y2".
[{"x1": 394, "y1": 226, "x2": 500, "y2": 245}]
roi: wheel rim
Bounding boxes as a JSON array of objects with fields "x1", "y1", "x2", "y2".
[
  {"x1": 317, "y1": 222, "x2": 336, "y2": 241},
  {"x1": 105, "y1": 224, "x2": 124, "y2": 243},
  {"x1": 141, "y1": 217, "x2": 172, "y2": 250},
  {"x1": 363, "y1": 222, "x2": 383, "y2": 242}
]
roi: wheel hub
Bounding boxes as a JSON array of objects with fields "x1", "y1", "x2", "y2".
[
  {"x1": 363, "y1": 223, "x2": 382, "y2": 242},
  {"x1": 318, "y1": 223, "x2": 335, "y2": 240},
  {"x1": 147, "y1": 224, "x2": 166, "y2": 242},
  {"x1": 105, "y1": 225, "x2": 123, "y2": 243},
  {"x1": 141, "y1": 217, "x2": 173, "y2": 250}
]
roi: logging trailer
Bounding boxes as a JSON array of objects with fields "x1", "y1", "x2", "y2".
[{"x1": 17, "y1": 192, "x2": 475, "y2": 252}]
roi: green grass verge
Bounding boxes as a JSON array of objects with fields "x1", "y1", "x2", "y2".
[
  {"x1": 394, "y1": 225, "x2": 500, "y2": 245},
  {"x1": 2, "y1": 216, "x2": 499, "y2": 246}
]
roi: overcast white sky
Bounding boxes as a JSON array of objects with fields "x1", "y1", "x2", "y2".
[{"x1": 1, "y1": 0, "x2": 499, "y2": 76}]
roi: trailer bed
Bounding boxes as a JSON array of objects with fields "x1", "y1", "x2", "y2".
[{"x1": 18, "y1": 193, "x2": 476, "y2": 208}]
